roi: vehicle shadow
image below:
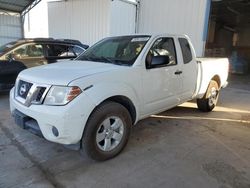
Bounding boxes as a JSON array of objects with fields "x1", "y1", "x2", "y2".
[{"x1": 128, "y1": 101, "x2": 250, "y2": 151}]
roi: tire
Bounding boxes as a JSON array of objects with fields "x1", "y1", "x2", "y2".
[
  {"x1": 81, "y1": 102, "x2": 132, "y2": 161},
  {"x1": 197, "y1": 80, "x2": 219, "y2": 112}
]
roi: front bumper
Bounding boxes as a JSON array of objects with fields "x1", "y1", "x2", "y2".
[
  {"x1": 13, "y1": 109, "x2": 43, "y2": 137},
  {"x1": 10, "y1": 88, "x2": 96, "y2": 145}
]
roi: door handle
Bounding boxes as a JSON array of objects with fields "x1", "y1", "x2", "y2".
[{"x1": 175, "y1": 70, "x2": 182, "y2": 75}]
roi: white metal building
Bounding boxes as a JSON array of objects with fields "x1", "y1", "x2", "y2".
[
  {"x1": 138, "y1": 0, "x2": 210, "y2": 56},
  {"x1": 47, "y1": 0, "x2": 210, "y2": 56},
  {"x1": 48, "y1": 0, "x2": 137, "y2": 45}
]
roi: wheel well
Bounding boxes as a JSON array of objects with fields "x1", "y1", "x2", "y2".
[
  {"x1": 211, "y1": 75, "x2": 221, "y2": 88},
  {"x1": 103, "y1": 96, "x2": 137, "y2": 124}
]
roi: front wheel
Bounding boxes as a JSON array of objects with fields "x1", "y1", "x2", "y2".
[
  {"x1": 197, "y1": 80, "x2": 219, "y2": 112},
  {"x1": 81, "y1": 102, "x2": 132, "y2": 161}
]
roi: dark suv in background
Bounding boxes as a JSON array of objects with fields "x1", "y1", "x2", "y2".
[{"x1": 0, "y1": 38, "x2": 88, "y2": 91}]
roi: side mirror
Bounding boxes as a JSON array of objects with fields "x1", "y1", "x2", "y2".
[
  {"x1": 147, "y1": 55, "x2": 170, "y2": 69},
  {"x1": 145, "y1": 52, "x2": 152, "y2": 69},
  {"x1": 6, "y1": 53, "x2": 15, "y2": 62}
]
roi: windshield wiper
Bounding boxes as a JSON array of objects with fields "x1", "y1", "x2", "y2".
[
  {"x1": 99, "y1": 57, "x2": 131, "y2": 66},
  {"x1": 78, "y1": 56, "x2": 93, "y2": 61},
  {"x1": 79, "y1": 55, "x2": 126, "y2": 66},
  {"x1": 98, "y1": 56, "x2": 116, "y2": 64}
]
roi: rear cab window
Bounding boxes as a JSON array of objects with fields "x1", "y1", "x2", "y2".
[{"x1": 178, "y1": 38, "x2": 193, "y2": 64}]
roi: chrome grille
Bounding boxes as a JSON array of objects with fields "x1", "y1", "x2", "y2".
[
  {"x1": 17, "y1": 80, "x2": 33, "y2": 99},
  {"x1": 15, "y1": 80, "x2": 50, "y2": 107},
  {"x1": 33, "y1": 87, "x2": 46, "y2": 102}
]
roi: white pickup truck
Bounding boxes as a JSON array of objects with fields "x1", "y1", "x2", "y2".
[{"x1": 10, "y1": 34, "x2": 229, "y2": 161}]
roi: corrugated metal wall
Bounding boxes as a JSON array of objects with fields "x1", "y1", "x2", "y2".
[
  {"x1": 0, "y1": 13, "x2": 22, "y2": 46},
  {"x1": 48, "y1": 0, "x2": 110, "y2": 45},
  {"x1": 110, "y1": 0, "x2": 137, "y2": 36},
  {"x1": 47, "y1": 0, "x2": 209, "y2": 55},
  {"x1": 48, "y1": 0, "x2": 137, "y2": 45},
  {"x1": 138, "y1": 0, "x2": 209, "y2": 56}
]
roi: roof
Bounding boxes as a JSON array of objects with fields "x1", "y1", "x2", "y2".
[
  {"x1": 17, "y1": 38, "x2": 88, "y2": 47},
  {"x1": 0, "y1": 0, "x2": 41, "y2": 15},
  {"x1": 1, "y1": 38, "x2": 89, "y2": 52}
]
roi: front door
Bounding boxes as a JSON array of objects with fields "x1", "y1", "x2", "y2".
[{"x1": 142, "y1": 37, "x2": 183, "y2": 116}]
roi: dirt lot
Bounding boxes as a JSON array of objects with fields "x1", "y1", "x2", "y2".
[{"x1": 0, "y1": 75, "x2": 250, "y2": 188}]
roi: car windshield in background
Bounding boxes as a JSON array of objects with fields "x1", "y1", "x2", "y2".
[
  {"x1": 0, "y1": 42, "x2": 16, "y2": 54},
  {"x1": 76, "y1": 35, "x2": 150, "y2": 66}
]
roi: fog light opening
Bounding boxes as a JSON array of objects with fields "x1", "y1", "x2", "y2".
[{"x1": 52, "y1": 126, "x2": 59, "y2": 137}]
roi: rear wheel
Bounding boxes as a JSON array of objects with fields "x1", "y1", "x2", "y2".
[
  {"x1": 197, "y1": 80, "x2": 219, "y2": 112},
  {"x1": 81, "y1": 102, "x2": 132, "y2": 161}
]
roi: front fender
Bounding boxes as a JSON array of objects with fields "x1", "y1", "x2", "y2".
[{"x1": 82, "y1": 82, "x2": 141, "y2": 123}]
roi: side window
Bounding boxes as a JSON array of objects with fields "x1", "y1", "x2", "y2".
[
  {"x1": 178, "y1": 38, "x2": 193, "y2": 64},
  {"x1": 46, "y1": 44, "x2": 76, "y2": 58},
  {"x1": 12, "y1": 44, "x2": 43, "y2": 58},
  {"x1": 72, "y1": 46, "x2": 85, "y2": 56},
  {"x1": 147, "y1": 37, "x2": 177, "y2": 69}
]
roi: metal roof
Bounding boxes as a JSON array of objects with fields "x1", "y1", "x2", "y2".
[{"x1": 0, "y1": 0, "x2": 41, "y2": 15}]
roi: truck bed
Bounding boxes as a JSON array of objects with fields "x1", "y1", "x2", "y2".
[{"x1": 195, "y1": 58, "x2": 229, "y2": 98}]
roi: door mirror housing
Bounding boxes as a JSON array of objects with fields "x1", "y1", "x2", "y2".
[
  {"x1": 146, "y1": 54, "x2": 170, "y2": 69},
  {"x1": 6, "y1": 53, "x2": 15, "y2": 62},
  {"x1": 145, "y1": 52, "x2": 153, "y2": 69}
]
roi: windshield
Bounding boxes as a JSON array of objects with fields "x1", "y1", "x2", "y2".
[
  {"x1": 0, "y1": 41, "x2": 16, "y2": 54},
  {"x1": 76, "y1": 35, "x2": 150, "y2": 66}
]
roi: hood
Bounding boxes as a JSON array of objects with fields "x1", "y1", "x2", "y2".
[{"x1": 18, "y1": 60, "x2": 122, "y2": 85}]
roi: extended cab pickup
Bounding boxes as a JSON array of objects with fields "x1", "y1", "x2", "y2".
[{"x1": 10, "y1": 34, "x2": 229, "y2": 161}]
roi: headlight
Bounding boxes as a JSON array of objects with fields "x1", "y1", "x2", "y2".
[{"x1": 44, "y1": 86, "x2": 82, "y2": 106}]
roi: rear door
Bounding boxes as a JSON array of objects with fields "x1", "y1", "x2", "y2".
[
  {"x1": 177, "y1": 38, "x2": 198, "y2": 100},
  {"x1": 142, "y1": 37, "x2": 183, "y2": 115}
]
